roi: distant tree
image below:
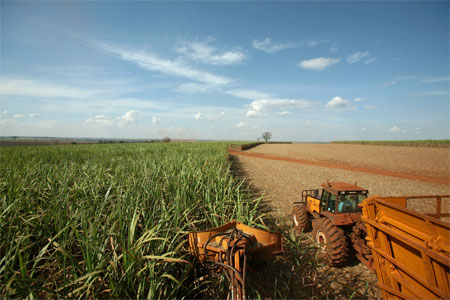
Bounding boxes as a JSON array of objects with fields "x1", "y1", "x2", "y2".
[
  {"x1": 261, "y1": 132, "x2": 272, "y2": 143},
  {"x1": 162, "y1": 137, "x2": 171, "y2": 143}
]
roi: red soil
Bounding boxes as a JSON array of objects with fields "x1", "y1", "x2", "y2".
[{"x1": 228, "y1": 150, "x2": 450, "y2": 186}]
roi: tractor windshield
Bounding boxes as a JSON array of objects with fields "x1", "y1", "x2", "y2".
[{"x1": 337, "y1": 193, "x2": 367, "y2": 213}]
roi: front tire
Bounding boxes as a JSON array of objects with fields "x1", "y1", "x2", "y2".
[
  {"x1": 312, "y1": 218, "x2": 349, "y2": 266},
  {"x1": 292, "y1": 204, "x2": 310, "y2": 232}
]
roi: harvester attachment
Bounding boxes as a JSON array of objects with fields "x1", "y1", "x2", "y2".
[{"x1": 188, "y1": 220, "x2": 283, "y2": 300}]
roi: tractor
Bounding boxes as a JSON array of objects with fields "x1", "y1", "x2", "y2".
[{"x1": 292, "y1": 181, "x2": 373, "y2": 268}]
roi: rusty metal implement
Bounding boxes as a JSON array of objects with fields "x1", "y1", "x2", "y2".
[
  {"x1": 361, "y1": 195, "x2": 450, "y2": 300},
  {"x1": 188, "y1": 220, "x2": 283, "y2": 300}
]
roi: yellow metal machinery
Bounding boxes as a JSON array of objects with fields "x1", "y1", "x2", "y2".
[
  {"x1": 361, "y1": 195, "x2": 450, "y2": 300},
  {"x1": 188, "y1": 220, "x2": 283, "y2": 300}
]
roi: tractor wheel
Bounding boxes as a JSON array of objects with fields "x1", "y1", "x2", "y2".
[
  {"x1": 312, "y1": 218, "x2": 349, "y2": 266},
  {"x1": 292, "y1": 204, "x2": 310, "y2": 232}
]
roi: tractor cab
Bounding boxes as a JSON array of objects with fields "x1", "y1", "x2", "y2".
[
  {"x1": 301, "y1": 182, "x2": 369, "y2": 219},
  {"x1": 319, "y1": 182, "x2": 368, "y2": 214}
]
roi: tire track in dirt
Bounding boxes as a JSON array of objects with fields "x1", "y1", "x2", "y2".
[{"x1": 228, "y1": 150, "x2": 449, "y2": 186}]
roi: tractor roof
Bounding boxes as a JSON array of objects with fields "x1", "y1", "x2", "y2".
[{"x1": 321, "y1": 182, "x2": 367, "y2": 194}]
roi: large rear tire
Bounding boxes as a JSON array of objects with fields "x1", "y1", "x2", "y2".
[
  {"x1": 312, "y1": 218, "x2": 349, "y2": 266},
  {"x1": 292, "y1": 204, "x2": 310, "y2": 232}
]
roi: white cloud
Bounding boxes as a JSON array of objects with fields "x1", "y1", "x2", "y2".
[
  {"x1": 353, "y1": 97, "x2": 366, "y2": 102},
  {"x1": 119, "y1": 110, "x2": 139, "y2": 123},
  {"x1": 277, "y1": 111, "x2": 291, "y2": 115},
  {"x1": 13, "y1": 114, "x2": 25, "y2": 118},
  {"x1": 226, "y1": 89, "x2": 272, "y2": 100},
  {"x1": 389, "y1": 126, "x2": 400, "y2": 132},
  {"x1": 297, "y1": 57, "x2": 340, "y2": 71},
  {"x1": 325, "y1": 96, "x2": 349, "y2": 109},
  {"x1": 384, "y1": 80, "x2": 397, "y2": 86},
  {"x1": 305, "y1": 120, "x2": 312, "y2": 127},
  {"x1": 177, "y1": 39, "x2": 246, "y2": 65},
  {"x1": 236, "y1": 122, "x2": 247, "y2": 128},
  {"x1": 85, "y1": 115, "x2": 114, "y2": 127},
  {"x1": 30, "y1": 113, "x2": 41, "y2": 118},
  {"x1": 347, "y1": 51, "x2": 370, "y2": 64},
  {"x1": 0, "y1": 78, "x2": 100, "y2": 99},
  {"x1": 246, "y1": 110, "x2": 260, "y2": 118},
  {"x1": 364, "y1": 105, "x2": 377, "y2": 110},
  {"x1": 246, "y1": 98, "x2": 314, "y2": 117},
  {"x1": 360, "y1": 128, "x2": 368, "y2": 131},
  {"x1": 194, "y1": 112, "x2": 206, "y2": 120},
  {"x1": 194, "y1": 112, "x2": 223, "y2": 121},
  {"x1": 152, "y1": 116, "x2": 160, "y2": 125},
  {"x1": 415, "y1": 128, "x2": 423, "y2": 134},
  {"x1": 252, "y1": 38, "x2": 296, "y2": 53},
  {"x1": 421, "y1": 76, "x2": 450, "y2": 83},
  {"x1": 2, "y1": 110, "x2": 7, "y2": 115},
  {"x1": 401, "y1": 130, "x2": 408, "y2": 134},
  {"x1": 95, "y1": 42, "x2": 231, "y2": 86}
]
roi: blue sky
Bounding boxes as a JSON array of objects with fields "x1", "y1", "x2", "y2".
[{"x1": 1, "y1": 1, "x2": 449, "y2": 141}]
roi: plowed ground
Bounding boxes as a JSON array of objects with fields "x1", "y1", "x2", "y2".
[{"x1": 230, "y1": 143, "x2": 449, "y2": 300}]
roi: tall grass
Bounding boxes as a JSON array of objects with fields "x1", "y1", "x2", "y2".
[{"x1": 0, "y1": 142, "x2": 263, "y2": 298}]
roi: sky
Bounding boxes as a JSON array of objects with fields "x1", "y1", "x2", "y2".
[{"x1": 1, "y1": 1, "x2": 449, "y2": 141}]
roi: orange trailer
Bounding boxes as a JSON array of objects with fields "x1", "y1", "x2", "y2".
[{"x1": 361, "y1": 195, "x2": 449, "y2": 300}]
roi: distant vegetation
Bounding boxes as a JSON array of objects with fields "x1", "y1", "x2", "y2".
[
  {"x1": 331, "y1": 139, "x2": 450, "y2": 148},
  {"x1": 0, "y1": 142, "x2": 263, "y2": 298}
]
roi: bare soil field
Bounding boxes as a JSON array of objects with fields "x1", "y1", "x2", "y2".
[
  {"x1": 230, "y1": 143, "x2": 450, "y2": 300},
  {"x1": 246, "y1": 143, "x2": 449, "y2": 183}
]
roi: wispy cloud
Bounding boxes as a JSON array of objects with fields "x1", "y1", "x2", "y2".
[
  {"x1": 329, "y1": 45, "x2": 339, "y2": 52},
  {"x1": 30, "y1": 113, "x2": 41, "y2": 117},
  {"x1": 13, "y1": 114, "x2": 25, "y2": 118},
  {"x1": 252, "y1": 38, "x2": 296, "y2": 53},
  {"x1": 0, "y1": 78, "x2": 100, "y2": 99},
  {"x1": 388, "y1": 126, "x2": 400, "y2": 132},
  {"x1": 177, "y1": 38, "x2": 246, "y2": 65},
  {"x1": 94, "y1": 41, "x2": 231, "y2": 86},
  {"x1": 417, "y1": 90, "x2": 450, "y2": 96},
  {"x1": 421, "y1": 76, "x2": 450, "y2": 83},
  {"x1": 363, "y1": 57, "x2": 377, "y2": 64},
  {"x1": 246, "y1": 98, "x2": 314, "y2": 117},
  {"x1": 364, "y1": 105, "x2": 377, "y2": 110},
  {"x1": 384, "y1": 80, "x2": 397, "y2": 86},
  {"x1": 347, "y1": 51, "x2": 370, "y2": 64},
  {"x1": 277, "y1": 111, "x2": 291, "y2": 116},
  {"x1": 297, "y1": 57, "x2": 340, "y2": 71},
  {"x1": 353, "y1": 97, "x2": 366, "y2": 102},
  {"x1": 307, "y1": 39, "x2": 330, "y2": 46},
  {"x1": 177, "y1": 83, "x2": 213, "y2": 94},
  {"x1": 85, "y1": 114, "x2": 114, "y2": 127},
  {"x1": 226, "y1": 89, "x2": 272, "y2": 100}
]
